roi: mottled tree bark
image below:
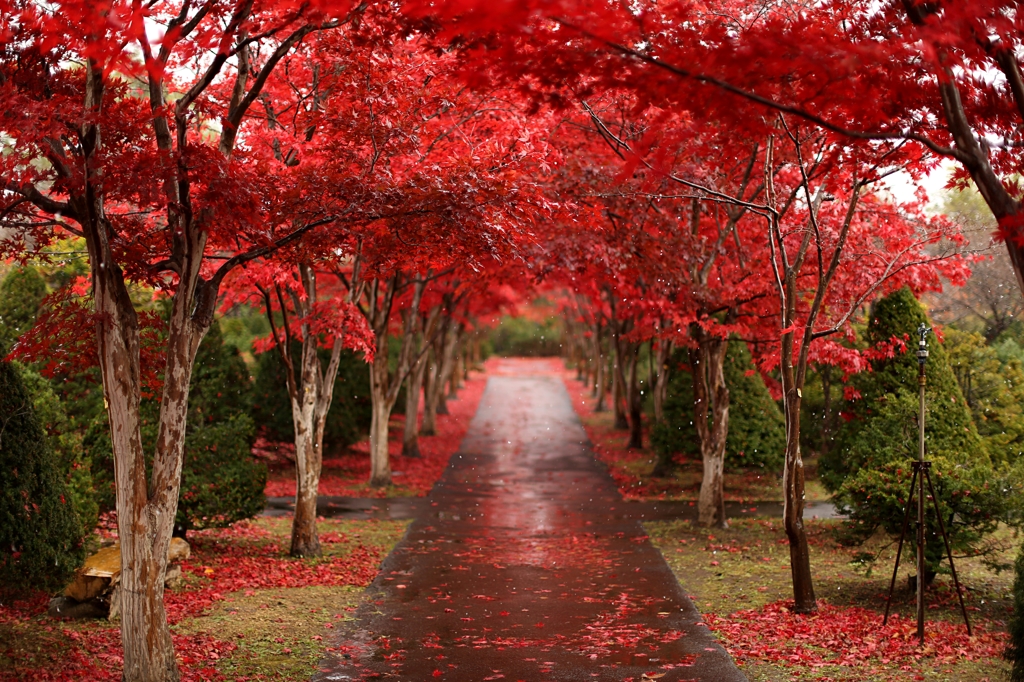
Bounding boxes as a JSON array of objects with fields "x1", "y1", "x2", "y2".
[
  {"x1": 693, "y1": 330, "x2": 729, "y2": 528},
  {"x1": 366, "y1": 276, "x2": 424, "y2": 488}
]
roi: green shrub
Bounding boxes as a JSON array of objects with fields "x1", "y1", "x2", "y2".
[
  {"x1": 175, "y1": 322, "x2": 264, "y2": 532},
  {"x1": 190, "y1": 320, "x2": 253, "y2": 425},
  {"x1": 16, "y1": 365, "x2": 98, "y2": 537},
  {"x1": 178, "y1": 414, "x2": 265, "y2": 530},
  {"x1": 0, "y1": 352, "x2": 86, "y2": 594},
  {"x1": 0, "y1": 265, "x2": 47, "y2": 350},
  {"x1": 651, "y1": 340, "x2": 786, "y2": 471},
  {"x1": 251, "y1": 344, "x2": 371, "y2": 451},
  {"x1": 824, "y1": 287, "x2": 1001, "y2": 571}
]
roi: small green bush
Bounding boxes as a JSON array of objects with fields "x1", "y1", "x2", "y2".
[
  {"x1": 178, "y1": 414, "x2": 265, "y2": 530},
  {"x1": 175, "y1": 322, "x2": 265, "y2": 532},
  {"x1": 651, "y1": 340, "x2": 786, "y2": 471},
  {"x1": 0, "y1": 352, "x2": 86, "y2": 594},
  {"x1": 945, "y1": 327, "x2": 1024, "y2": 464}
]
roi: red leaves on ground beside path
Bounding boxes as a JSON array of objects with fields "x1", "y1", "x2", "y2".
[
  {"x1": 560, "y1": 371, "x2": 663, "y2": 499},
  {"x1": 264, "y1": 371, "x2": 487, "y2": 498},
  {"x1": 165, "y1": 521, "x2": 387, "y2": 622},
  {"x1": 704, "y1": 600, "x2": 1007, "y2": 675},
  {"x1": 0, "y1": 601, "x2": 235, "y2": 682},
  {"x1": 0, "y1": 519, "x2": 392, "y2": 680}
]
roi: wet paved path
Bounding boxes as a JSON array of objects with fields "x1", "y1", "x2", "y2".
[{"x1": 315, "y1": 362, "x2": 746, "y2": 681}]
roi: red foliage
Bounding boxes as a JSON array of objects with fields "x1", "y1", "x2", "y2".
[{"x1": 164, "y1": 521, "x2": 387, "y2": 622}]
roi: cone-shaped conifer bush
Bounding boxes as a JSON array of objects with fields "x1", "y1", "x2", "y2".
[
  {"x1": 16, "y1": 365, "x2": 98, "y2": 537},
  {"x1": 824, "y1": 287, "x2": 1003, "y2": 570},
  {"x1": 0, "y1": 347, "x2": 86, "y2": 594},
  {"x1": 944, "y1": 327, "x2": 1024, "y2": 465},
  {"x1": 651, "y1": 339, "x2": 785, "y2": 473}
]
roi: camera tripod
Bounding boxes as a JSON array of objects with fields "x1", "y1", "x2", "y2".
[{"x1": 881, "y1": 324, "x2": 971, "y2": 639}]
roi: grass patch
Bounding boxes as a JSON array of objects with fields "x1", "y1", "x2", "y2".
[
  {"x1": 646, "y1": 517, "x2": 1016, "y2": 681},
  {"x1": 174, "y1": 585, "x2": 363, "y2": 680}
]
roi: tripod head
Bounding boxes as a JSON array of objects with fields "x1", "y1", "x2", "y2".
[{"x1": 917, "y1": 323, "x2": 931, "y2": 366}]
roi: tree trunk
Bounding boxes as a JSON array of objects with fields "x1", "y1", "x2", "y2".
[
  {"x1": 402, "y1": 352, "x2": 426, "y2": 458},
  {"x1": 653, "y1": 339, "x2": 672, "y2": 423},
  {"x1": 593, "y1": 323, "x2": 607, "y2": 411},
  {"x1": 104, "y1": 333, "x2": 180, "y2": 682},
  {"x1": 575, "y1": 331, "x2": 585, "y2": 381},
  {"x1": 260, "y1": 265, "x2": 347, "y2": 558},
  {"x1": 611, "y1": 328, "x2": 629, "y2": 430},
  {"x1": 290, "y1": 410, "x2": 322, "y2": 557},
  {"x1": 626, "y1": 344, "x2": 643, "y2": 449},
  {"x1": 694, "y1": 332, "x2": 729, "y2": 528},
  {"x1": 368, "y1": 374, "x2": 392, "y2": 487},
  {"x1": 287, "y1": 332, "x2": 342, "y2": 557},
  {"x1": 422, "y1": 344, "x2": 440, "y2": 436},
  {"x1": 779, "y1": 290, "x2": 817, "y2": 612},
  {"x1": 94, "y1": 241, "x2": 204, "y2": 682},
  {"x1": 435, "y1": 321, "x2": 460, "y2": 414},
  {"x1": 363, "y1": 276, "x2": 424, "y2": 488},
  {"x1": 289, "y1": 365, "x2": 322, "y2": 556},
  {"x1": 781, "y1": 379, "x2": 816, "y2": 612},
  {"x1": 448, "y1": 352, "x2": 460, "y2": 399}
]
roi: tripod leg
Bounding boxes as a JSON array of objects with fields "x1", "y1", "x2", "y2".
[
  {"x1": 923, "y1": 468, "x2": 972, "y2": 636},
  {"x1": 884, "y1": 466, "x2": 918, "y2": 626}
]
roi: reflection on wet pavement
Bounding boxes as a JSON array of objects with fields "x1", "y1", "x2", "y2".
[{"x1": 313, "y1": 359, "x2": 747, "y2": 681}]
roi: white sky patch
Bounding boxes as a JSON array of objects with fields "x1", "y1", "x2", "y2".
[{"x1": 880, "y1": 159, "x2": 957, "y2": 212}]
